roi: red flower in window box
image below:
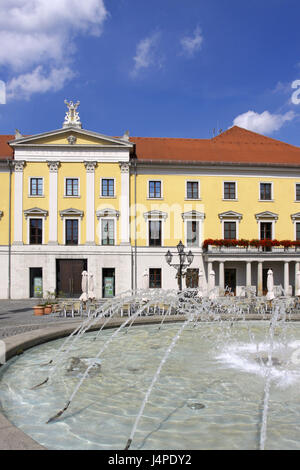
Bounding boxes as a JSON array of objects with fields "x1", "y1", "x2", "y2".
[
  {"x1": 280, "y1": 240, "x2": 293, "y2": 248},
  {"x1": 238, "y1": 239, "x2": 249, "y2": 247},
  {"x1": 249, "y1": 239, "x2": 260, "y2": 247}
]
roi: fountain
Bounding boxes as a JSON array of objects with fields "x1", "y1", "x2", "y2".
[{"x1": 0, "y1": 288, "x2": 300, "y2": 450}]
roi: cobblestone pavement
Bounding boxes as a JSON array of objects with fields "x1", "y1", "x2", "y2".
[{"x1": 0, "y1": 300, "x2": 79, "y2": 339}]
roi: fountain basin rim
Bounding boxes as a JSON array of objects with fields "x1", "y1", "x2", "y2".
[{"x1": 1, "y1": 312, "x2": 300, "y2": 450}]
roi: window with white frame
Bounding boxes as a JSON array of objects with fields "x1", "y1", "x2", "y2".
[
  {"x1": 30, "y1": 178, "x2": 43, "y2": 196},
  {"x1": 149, "y1": 220, "x2": 162, "y2": 246},
  {"x1": 186, "y1": 220, "x2": 199, "y2": 247},
  {"x1": 260, "y1": 183, "x2": 272, "y2": 201},
  {"x1": 101, "y1": 179, "x2": 115, "y2": 197},
  {"x1": 224, "y1": 221, "x2": 237, "y2": 240},
  {"x1": 65, "y1": 178, "x2": 79, "y2": 196},
  {"x1": 296, "y1": 184, "x2": 300, "y2": 201},
  {"x1": 101, "y1": 219, "x2": 115, "y2": 245},
  {"x1": 296, "y1": 222, "x2": 300, "y2": 240},
  {"x1": 148, "y1": 181, "x2": 162, "y2": 199},
  {"x1": 29, "y1": 218, "x2": 43, "y2": 244},
  {"x1": 65, "y1": 219, "x2": 78, "y2": 245},
  {"x1": 186, "y1": 181, "x2": 199, "y2": 200},
  {"x1": 223, "y1": 182, "x2": 236, "y2": 200}
]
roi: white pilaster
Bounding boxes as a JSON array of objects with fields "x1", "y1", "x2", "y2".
[
  {"x1": 47, "y1": 161, "x2": 60, "y2": 245},
  {"x1": 119, "y1": 162, "x2": 130, "y2": 244},
  {"x1": 13, "y1": 161, "x2": 25, "y2": 245},
  {"x1": 84, "y1": 161, "x2": 97, "y2": 245},
  {"x1": 284, "y1": 261, "x2": 290, "y2": 296},
  {"x1": 257, "y1": 261, "x2": 263, "y2": 296}
]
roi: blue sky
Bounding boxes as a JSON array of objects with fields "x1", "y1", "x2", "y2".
[{"x1": 1, "y1": 0, "x2": 300, "y2": 145}]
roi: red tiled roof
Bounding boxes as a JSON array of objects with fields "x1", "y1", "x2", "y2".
[
  {"x1": 1, "y1": 126, "x2": 300, "y2": 166},
  {"x1": 0, "y1": 135, "x2": 14, "y2": 160},
  {"x1": 130, "y1": 126, "x2": 300, "y2": 166}
]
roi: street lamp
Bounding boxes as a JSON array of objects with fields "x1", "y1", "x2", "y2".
[{"x1": 165, "y1": 241, "x2": 194, "y2": 291}]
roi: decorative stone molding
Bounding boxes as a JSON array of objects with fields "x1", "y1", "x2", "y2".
[
  {"x1": 59, "y1": 208, "x2": 84, "y2": 220},
  {"x1": 13, "y1": 161, "x2": 26, "y2": 172},
  {"x1": 119, "y1": 162, "x2": 130, "y2": 174},
  {"x1": 47, "y1": 161, "x2": 60, "y2": 172},
  {"x1": 96, "y1": 208, "x2": 120, "y2": 220},
  {"x1": 218, "y1": 210, "x2": 243, "y2": 221},
  {"x1": 0, "y1": 211, "x2": 3, "y2": 220},
  {"x1": 67, "y1": 135, "x2": 77, "y2": 145},
  {"x1": 291, "y1": 212, "x2": 300, "y2": 221},
  {"x1": 24, "y1": 207, "x2": 48, "y2": 219},
  {"x1": 181, "y1": 210, "x2": 205, "y2": 220},
  {"x1": 84, "y1": 161, "x2": 97, "y2": 172},
  {"x1": 143, "y1": 210, "x2": 168, "y2": 220},
  {"x1": 255, "y1": 211, "x2": 278, "y2": 221}
]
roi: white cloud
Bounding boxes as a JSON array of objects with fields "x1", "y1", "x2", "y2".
[
  {"x1": 7, "y1": 66, "x2": 75, "y2": 100},
  {"x1": 233, "y1": 110, "x2": 296, "y2": 134},
  {"x1": 180, "y1": 26, "x2": 203, "y2": 58},
  {"x1": 0, "y1": 0, "x2": 108, "y2": 99},
  {"x1": 131, "y1": 32, "x2": 162, "y2": 77}
]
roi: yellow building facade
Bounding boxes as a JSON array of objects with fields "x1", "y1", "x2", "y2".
[{"x1": 1, "y1": 102, "x2": 300, "y2": 298}]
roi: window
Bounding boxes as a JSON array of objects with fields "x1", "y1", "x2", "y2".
[
  {"x1": 186, "y1": 181, "x2": 199, "y2": 199},
  {"x1": 224, "y1": 182, "x2": 236, "y2": 200},
  {"x1": 30, "y1": 178, "x2": 43, "y2": 196},
  {"x1": 224, "y1": 222, "x2": 237, "y2": 240},
  {"x1": 101, "y1": 219, "x2": 115, "y2": 245},
  {"x1": 101, "y1": 179, "x2": 114, "y2": 197},
  {"x1": 65, "y1": 178, "x2": 79, "y2": 196},
  {"x1": 260, "y1": 183, "x2": 272, "y2": 201},
  {"x1": 187, "y1": 221, "x2": 199, "y2": 247},
  {"x1": 66, "y1": 219, "x2": 78, "y2": 245},
  {"x1": 296, "y1": 184, "x2": 300, "y2": 201},
  {"x1": 260, "y1": 222, "x2": 272, "y2": 240},
  {"x1": 296, "y1": 223, "x2": 300, "y2": 240},
  {"x1": 149, "y1": 268, "x2": 161, "y2": 288},
  {"x1": 29, "y1": 219, "x2": 42, "y2": 244},
  {"x1": 149, "y1": 181, "x2": 162, "y2": 199},
  {"x1": 186, "y1": 269, "x2": 199, "y2": 288},
  {"x1": 149, "y1": 220, "x2": 162, "y2": 246}
]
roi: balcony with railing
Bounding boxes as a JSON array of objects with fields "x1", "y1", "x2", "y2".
[{"x1": 203, "y1": 239, "x2": 300, "y2": 255}]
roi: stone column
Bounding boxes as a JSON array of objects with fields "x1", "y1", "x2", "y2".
[
  {"x1": 13, "y1": 161, "x2": 26, "y2": 245},
  {"x1": 246, "y1": 261, "x2": 252, "y2": 295},
  {"x1": 284, "y1": 261, "x2": 290, "y2": 296},
  {"x1": 295, "y1": 262, "x2": 300, "y2": 296},
  {"x1": 119, "y1": 162, "x2": 130, "y2": 244},
  {"x1": 84, "y1": 161, "x2": 97, "y2": 245},
  {"x1": 257, "y1": 261, "x2": 263, "y2": 296},
  {"x1": 47, "y1": 161, "x2": 60, "y2": 245},
  {"x1": 219, "y1": 261, "x2": 225, "y2": 295}
]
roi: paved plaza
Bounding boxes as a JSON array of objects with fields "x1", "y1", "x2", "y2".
[{"x1": 0, "y1": 300, "x2": 79, "y2": 339}]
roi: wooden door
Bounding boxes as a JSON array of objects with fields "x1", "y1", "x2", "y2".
[{"x1": 57, "y1": 259, "x2": 87, "y2": 297}]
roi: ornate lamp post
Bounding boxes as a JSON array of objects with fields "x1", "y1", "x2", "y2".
[{"x1": 165, "y1": 241, "x2": 194, "y2": 291}]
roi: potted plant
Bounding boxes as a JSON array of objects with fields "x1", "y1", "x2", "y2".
[
  {"x1": 33, "y1": 304, "x2": 45, "y2": 316},
  {"x1": 43, "y1": 290, "x2": 56, "y2": 314}
]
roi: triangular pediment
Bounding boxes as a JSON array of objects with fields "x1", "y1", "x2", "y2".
[
  {"x1": 59, "y1": 208, "x2": 84, "y2": 219},
  {"x1": 24, "y1": 207, "x2": 48, "y2": 218},
  {"x1": 181, "y1": 210, "x2": 205, "y2": 220},
  {"x1": 218, "y1": 210, "x2": 243, "y2": 220},
  {"x1": 255, "y1": 211, "x2": 278, "y2": 220},
  {"x1": 143, "y1": 210, "x2": 168, "y2": 220},
  {"x1": 9, "y1": 127, "x2": 134, "y2": 149}
]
